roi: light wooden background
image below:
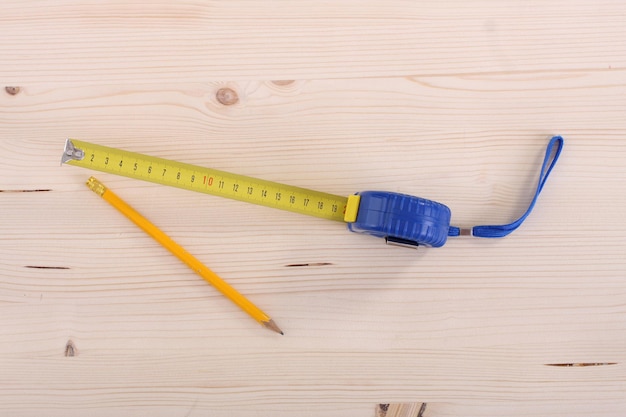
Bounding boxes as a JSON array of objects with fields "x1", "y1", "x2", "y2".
[{"x1": 2, "y1": 1, "x2": 626, "y2": 416}]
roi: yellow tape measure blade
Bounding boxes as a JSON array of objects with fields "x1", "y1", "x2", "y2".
[{"x1": 63, "y1": 139, "x2": 349, "y2": 222}]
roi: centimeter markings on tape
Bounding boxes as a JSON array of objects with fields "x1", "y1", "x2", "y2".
[{"x1": 63, "y1": 139, "x2": 350, "y2": 222}]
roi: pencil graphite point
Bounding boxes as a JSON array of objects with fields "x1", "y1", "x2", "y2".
[{"x1": 263, "y1": 319, "x2": 284, "y2": 335}]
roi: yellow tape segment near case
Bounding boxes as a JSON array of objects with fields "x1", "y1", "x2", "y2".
[{"x1": 63, "y1": 139, "x2": 359, "y2": 223}]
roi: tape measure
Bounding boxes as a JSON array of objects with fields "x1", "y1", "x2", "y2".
[{"x1": 62, "y1": 136, "x2": 564, "y2": 248}]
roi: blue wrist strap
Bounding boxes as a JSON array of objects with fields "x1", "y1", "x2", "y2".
[{"x1": 448, "y1": 135, "x2": 564, "y2": 238}]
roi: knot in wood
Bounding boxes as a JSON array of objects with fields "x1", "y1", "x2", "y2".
[
  {"x1": 271, "y1": 80, "x2": 295, "y2": 86},
  {"x1": 5, "y1": 86, "x2": 20, "y2": 95},
  {"x1": 216, "y1": 87, "x2": 239, "y2": 105},
  {"x1": 65, "y1": 340, "x2": 77, "y2": 357}
]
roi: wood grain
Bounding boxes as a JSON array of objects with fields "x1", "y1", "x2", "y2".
[
  {"x1": 1, "y1": 1, "x2": 626, "y2": 416},
  {"x1": 2, "y1": 1, "x2": 626, "y2": 84}
]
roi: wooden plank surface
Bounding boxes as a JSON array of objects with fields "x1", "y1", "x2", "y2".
[{"x1": 1, "y1": 1, "x2": 625, "y2": 416}]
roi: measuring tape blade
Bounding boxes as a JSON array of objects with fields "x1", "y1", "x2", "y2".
[{"x1": 63, "y1": 139, "x2": 349, "y2": 222}]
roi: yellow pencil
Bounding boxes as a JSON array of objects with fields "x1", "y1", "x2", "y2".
[{"x1": 86, "y1": 176, "x2": 283, "y2": 335}]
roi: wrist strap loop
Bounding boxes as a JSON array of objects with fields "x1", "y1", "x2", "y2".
[{"x1": 448, "y1": 136, "x2": 563, "y2": 238}]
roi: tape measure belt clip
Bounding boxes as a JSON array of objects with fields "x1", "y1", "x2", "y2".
[{"x1": 346, "y1": 191, "x2": 452, "y2": 248}]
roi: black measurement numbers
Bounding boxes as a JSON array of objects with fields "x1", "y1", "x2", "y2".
[{"x1": 91, "y1": 153, "x2": 335, "y2": 213}]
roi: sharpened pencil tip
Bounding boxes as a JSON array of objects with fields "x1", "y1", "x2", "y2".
[{"x1": 263, "y1": 319, "x2": 284, "y2": 335}]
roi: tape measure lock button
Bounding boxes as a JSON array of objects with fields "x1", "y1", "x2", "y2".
[{"x1": 346, "y1": 191, "x2": 452, "y2": 248}]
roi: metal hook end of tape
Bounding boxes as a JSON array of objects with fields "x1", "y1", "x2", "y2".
[{"x1": 61, "y1": 138, "x2": 85, "y2": 165}]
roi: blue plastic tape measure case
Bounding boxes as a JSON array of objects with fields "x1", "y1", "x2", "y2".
[{"x1": 347, "y1": 191, "x2": 451, "y2": 247}]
